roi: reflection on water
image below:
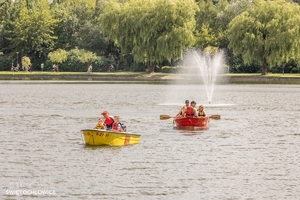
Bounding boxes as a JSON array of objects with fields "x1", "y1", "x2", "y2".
[
  {"x1": 0, "y1": 82, "x2": 299, "y2": 199},
  {"x1": 172, "y1": 126, "x2": 208, "y2": 136},
  {"x1": 174, "y1": 126, "x2": 208, "y2": 131}
]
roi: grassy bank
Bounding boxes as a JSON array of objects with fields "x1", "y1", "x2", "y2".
[
  {"x1": 0, "y1": 71, "x2": 300, "y2": 84},
  {"x1": 222, "y1": 73, "x2": 300, "y2": 84}
]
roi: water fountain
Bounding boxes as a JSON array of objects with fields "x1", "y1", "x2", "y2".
[
  {"x1": 180, "y1": 48, "x2": 225, "y2": 104},
  {"x1": 193, "y1": 49, "x2": 224, "y2": 104},
  {"x1": 160, "y1": 48, "x2": 229, "y2": 108}
]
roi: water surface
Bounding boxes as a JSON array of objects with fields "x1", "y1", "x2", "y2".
[{"x1": 0, "y1": 82, "x2": 299, "y2": 199}]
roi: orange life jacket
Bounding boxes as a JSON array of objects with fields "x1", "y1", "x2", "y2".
[{"x1": 112, "y1": 122, "x2": 124, "y2": 132}]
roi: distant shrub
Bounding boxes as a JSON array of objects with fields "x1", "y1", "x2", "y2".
[
  {"x1": 161, "y1": 66, "x2": 182, "y2": 73},
  {"x1": 0, "y1": 55, "x2": 11, "y2": 71},
  {"x1": 45, "y1": 48, "x2": 115, "y2": 72}
]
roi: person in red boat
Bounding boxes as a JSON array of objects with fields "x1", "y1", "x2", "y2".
[
  {"x1": 101, "y1": 110, "x2": 114, "y2": 130},
  {"x1": 111, "y1": 116, "x2": 124, "y2": 132},
  {"x1": 189, "y1": 101, "x2": 198, "y2": 117},
  {"x1": 185, "y1": 101, "x2": 196, "y2": 117},
  {"x1": 176, "y1": 100, "x2": 190, "y2": 117},
  {"x1": 198, "y1": 105, "x2": 206, "y2": 117},
  {"x1": 176, "y1": 100, "x2": 197, "y2": 117}
]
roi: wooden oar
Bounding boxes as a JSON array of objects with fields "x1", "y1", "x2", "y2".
[
  {"x1": 209, "y1": 114, "x2": 221, "y2": 119},
  {"x1": 160, "y1": 114, "x2": 221, "y2": 120},
  {"x1": 160, "y1": 115, "x2": 176, "y2": 120}
]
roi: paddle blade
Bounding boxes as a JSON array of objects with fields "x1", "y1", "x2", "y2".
[
  {"x1": 209, "y1": 115, "x2": 221, "y2": 120},
  {"x1": 160, "y1": 115, "x2": 173, "y2": 120}
]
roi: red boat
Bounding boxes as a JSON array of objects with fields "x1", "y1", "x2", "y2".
[{"x1": 174, "y1": 116, "x2": 209, "y2": 129}]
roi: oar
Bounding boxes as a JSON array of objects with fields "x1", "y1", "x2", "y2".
[
  {"x1": 209, "y1": 115, "x2": 221, "y2": 119},
  {"x1": 160, "y1": 115, "x2": 176, "y2": 120}
]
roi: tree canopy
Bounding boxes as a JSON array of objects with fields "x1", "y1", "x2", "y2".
[
  {"x1": 9, "y1": 0, "x2": 59, "y2": 58},
  {"x1": 228, "y1": 0, "x2": 300, "y2": 75},
  {"x1": 99, "y1": 0, "x2": 198, "y2": 73},
  {"x1": 0, "y1": 0, "x2": 300, "y2": 73}
]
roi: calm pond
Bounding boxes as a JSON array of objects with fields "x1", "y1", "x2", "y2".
[{"x1": 0, "y1": 81, "x2": 299, "y2": 199}]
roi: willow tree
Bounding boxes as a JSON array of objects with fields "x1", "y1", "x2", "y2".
[
  {"x1": 99, "y1": 0, "x2": 198, "y2": 73},
  {"x1": 228, "y1": 0, "x2": 300, "y2": 75}
]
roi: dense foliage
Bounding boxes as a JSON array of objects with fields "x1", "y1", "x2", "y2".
[
  {"x1": 0, "y1": 0, "x2": 299, "y2": 74},
  {"x1": 228, "y1": 0, "x2": 300, "y2": 75},
  {"x1": 99, "y1": 0, "x2": 198, "y2": 73}
]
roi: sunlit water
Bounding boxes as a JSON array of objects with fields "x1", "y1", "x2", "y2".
[{"x1": 0, "y1": 81, "x2": 299, "y2": 199}]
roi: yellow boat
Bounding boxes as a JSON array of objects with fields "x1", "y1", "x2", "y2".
[{"x1": 81, "y1": 129, "x2": 141, "y2": 146}]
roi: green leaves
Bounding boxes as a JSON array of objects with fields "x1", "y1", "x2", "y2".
[
  {"x1": 99, "y1": 0, "x2": 198, "y2": 72},
  {"x1": 21, "y1": 56, "x2": 31, "y2": 70},
  {"x1": 48, "y1": 48, "x2": 67, "y2": 64},
  {"x1": 228, "y1": 0, "x2": 300, "y2": 74},
  {"x1": 10, "y1": 0, "x2": 59, "y2": 57}
]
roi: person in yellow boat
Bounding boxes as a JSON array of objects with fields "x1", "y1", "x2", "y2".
[
  {"x1": 94, "y1": 118, "x2": 105, "y2": 130},
  {"x1": 111, "y1": 116, "x2": 124, "y2": 132},
  {"x1": 198, "y1": 105, "x2": 206, "y2": 117},
  {"x1": 102, "y1": 110, "x2": 114, "y2": 130}
]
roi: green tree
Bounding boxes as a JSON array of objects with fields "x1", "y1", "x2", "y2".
[
  {"x1": 9, "y1": 0, "x2": 59, "y2": 59},
  {"x1": 51, "y1": 0, "x2": 96, "y2": 50},
  {"x1": 48, "y1": 48, "x2": 67, "y2": 64},
  {"x1": 228, "y1": 0, "x2": 300, "y2": 75},
  {"x1": 77, "y1": 21, "x2": 108, "y2": 55},
  {"x1": 194, "y1": 0, "x2": 227, "y2": 49},
  {"x1": 51, "y1": 0, "x2": 108, "y2": 50},
  {"x1": 99, "y1": 0, "x2": 198, "y2": 73},
  {"x1": 70, "y1": 48, "x2": 97, "y2": 64},
  {"x1": 21, "y1": 56, "x2": 31, "y2": 71},
  {"x1": 61, "y1": 48, "x2": 98, "y2": 72},
  {"x1": 216, "y1": 0, "x2": 254, "y2": 72},
  {"x1": 217, "y1": 0, "x2": 253, "y2": 31},
  {"x1": 0, "y1": 0, "x2": 18, "y2": 54}
]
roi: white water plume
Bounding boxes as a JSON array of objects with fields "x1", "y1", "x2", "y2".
[{"x1": 180, "y1": 48, "x2": 225, "y2": 104}]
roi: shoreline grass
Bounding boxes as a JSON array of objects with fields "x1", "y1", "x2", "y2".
[
  {"x1": 0, "y1": 71, "x2": 300, "y2": 77},
  {"x1": 0, "y1": 71, "x2": 299, "y2": 84}
]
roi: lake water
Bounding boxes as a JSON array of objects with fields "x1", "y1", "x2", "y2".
[{"x1": 0, "y1": 81, "x2": 299, "y2": 199}]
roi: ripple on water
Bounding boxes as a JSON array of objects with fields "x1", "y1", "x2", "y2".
[{"x1": 0, "y1": 83, "x2": 300, "y2": 199}]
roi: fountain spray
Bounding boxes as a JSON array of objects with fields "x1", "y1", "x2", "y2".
[{"x1": 192, "y1": 48, "x2": 224, "y2": 104}]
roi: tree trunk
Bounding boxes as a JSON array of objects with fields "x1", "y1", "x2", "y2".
[
  {"x1": 147, "y1": 62, "x2": 155, "y2": 73},
  {"x1": 261, "y1": 61, "x2": 268, "y2": 75}
]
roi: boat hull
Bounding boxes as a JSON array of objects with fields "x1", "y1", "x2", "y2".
[
  {"x1": 81, "y1": 129, "x2": 141, "y2": 146},
  {"x1": 174, "y1": 117, "x2": 209, "y2": 128}
]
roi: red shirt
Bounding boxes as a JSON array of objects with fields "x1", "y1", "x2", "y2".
[{"x1": 104, "y1": 117, "x2": 114, "y2": 128}]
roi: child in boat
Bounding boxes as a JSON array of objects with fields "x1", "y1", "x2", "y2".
[
  {"x1": 198, "y1": 105, "x2": 206, "y2": 117},
  {"x1": 111, "y1": 116, "x2": 124, "y2": 132},
  {"x1": 94, "y1": 118, "x2": 105, "y2": 130}
]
